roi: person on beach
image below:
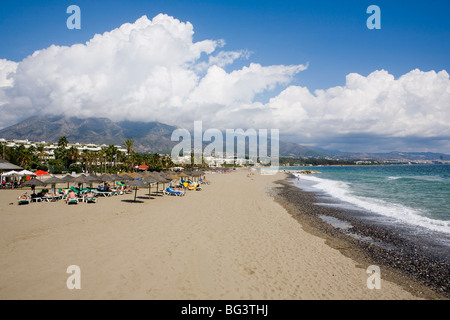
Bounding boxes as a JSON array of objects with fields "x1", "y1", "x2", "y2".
[
  {"x1": 66, "y1": 190, "x2": 77, "y2": 204},
  {"x1": 84, "y1": 192, "x2": 96, "y2": 201},
  {"x1": 17, "y1": 192, "x2": 30, "y2": 200}
]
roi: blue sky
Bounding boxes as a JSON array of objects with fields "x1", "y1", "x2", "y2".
[
  {"x1": 0, "y1": 0, "x2": 449, "y2": 153},
  {"x1": 1, "y1": 0, "x2": 449, "y2": 90}
]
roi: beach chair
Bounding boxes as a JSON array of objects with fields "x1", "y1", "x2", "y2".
[
  {"x1": 183, "y1": 182, "x2": 201, "y2": 191},
  {"x1": 18, "y1": 198, "x2": 31, "y2": 205},
  {"x1": 92, "y1": 189, "x2": 112, "y2": 197},
  {"x1": 164, "y1": 187, "x2": 185, "y2": 196},
  {"x1": 183, "y1": 182, "x2": 193, "y2": 190},
  {"x1": 70, "y1": 186, "x2": 87, "y2": 196},
  {"x1": 17, "y1": 193, "x2": 31, "y2": 205},
  {"x1": 31, "y1": 194, "x2": 43, "y2": 202},
  {"x1": 83, "y1": 194, "x2": 97, "y2": 203},
  {"x1": 66, "y1": 197, "x2": 79, "y2": 205},
  {"x1": 42, "y1": 194, "x2": 61, "y2": 202}
]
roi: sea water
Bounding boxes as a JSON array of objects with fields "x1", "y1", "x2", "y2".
[{"x1": 284, "y1": 165, "x2": 450, "y2": 236}]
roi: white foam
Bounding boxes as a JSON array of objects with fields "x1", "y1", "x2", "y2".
[{"x1": 293, "y1": 173, "x2": 450, "y2": 234}]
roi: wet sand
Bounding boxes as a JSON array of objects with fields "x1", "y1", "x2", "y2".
[{"x1": 273, "y1": 174, "x2": 449, "y2": 299}]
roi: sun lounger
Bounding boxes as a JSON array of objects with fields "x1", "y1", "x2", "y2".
[
  {"x1": 43, "y1": 194, "x2": 62, "y2": 202},
  {"x1": 164, "y1": 187, "x2": 186, "y2": 196},
  {"x1": 83, "y1": 194, "x2": 97, "y2": 203},
  {"x1": 17, "y1": 196, "x2": 31, "y2": 205},
  {"x1": 66, "y1": 198, "x2": 79, "y2": 205},
  {"x1": 183, "y1": 182, "x2": 201, "y2": 191},
  {"x1": 92, "y1": 189, "x2": 112, "y2": 197}
]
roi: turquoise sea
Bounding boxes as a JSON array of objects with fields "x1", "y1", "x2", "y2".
[{"x1": 283, "y1": 165, "x2": 450, "y2": 235}]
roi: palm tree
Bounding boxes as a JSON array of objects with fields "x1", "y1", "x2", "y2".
[
  {"x1": 125, "y1": 139, "x2": 134, "y2": 156},
  {"x1": 80, "y1": 149, "x2": 89, "y2": 172},
  {"x1": 58, "y1": 136, "x2": 68, "y2": 148},
  {"x1": 129, "y1": 151, "x2": 138, "y2": 172},
  {"x1": 55, "y1": 136, "x2": 69, "y2": 167},
  {"x1": 37, "y1": 144, "x2": 45, "y2": 164},
  {"x1": 92, "y1": 150, "x2": 101, "y2": 173},
  {"x1": 125, "y1": 139, "x2": 134, "y2": 171},
  {"x1": 106, "y1": 144, "x2": 118, "y2": 171},
  {"x1": 67, "y1": 146, "x2": 79, "y2": 166},
  {"x1": 98, "y1": 148, "x2": 105, "y2": 173},
  {"x1": 13, "y1": 145, "x2": 33, "y2": 168},
  {"x1": 1, "y1": 141, "x2": 6, "y2": 159}
]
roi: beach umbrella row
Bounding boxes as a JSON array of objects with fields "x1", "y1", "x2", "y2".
[{"x1": 19, "y1": 170, "x2": 204, "y2": 202}]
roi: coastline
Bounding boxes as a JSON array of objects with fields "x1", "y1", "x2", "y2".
[
  {"x1": 272, "y1": 173, "x2": 449, "y2": 299},
  {"x1": 0, "y1": 169, "x2": 431, "y2": 299}
]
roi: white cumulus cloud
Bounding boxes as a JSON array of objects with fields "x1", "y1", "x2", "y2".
[
  {"x1": 266, "y1": 69, "x2": 450, "y2": 142},
  {"x1": 0, "y1": 14, "x2": 306, "y2": 130}
]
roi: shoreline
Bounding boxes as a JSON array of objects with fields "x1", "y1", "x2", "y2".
[{"x1": 272, "y1": 173, "x2": 449, "y2": 299}]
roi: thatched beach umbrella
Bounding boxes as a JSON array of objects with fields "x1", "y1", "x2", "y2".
[
  {"x1": 177, "y1": 172, "x2": 190, "y2": 186},
  {"x1": 60, "y1": 174, "x2": 76, "y2": 188},
  {"x1": 149, "y1": 172, "x2": 171, "y2": 195},
  {"x1": 45, "y1": 176, "x2": 63, "y2": 184},
  {"x1": 84, "y1": 174, "x2": 100, "y2": 188},
  {"x1": 158, "y1": 173, "x2": 174, "y2": 186},
  {"x1": 178, "y1": 172, "x2": 189, "y2": 178},
  {"x1": 99, "y1": 174, "x2": 113, "y2": 182},
  {"x1": 23, "y1": 178, "x2": 47, "y2": 187},
  {"x1": 143, "y1": 176, "x2": 158, "y2": 199},
  {"x1": 73, "y1": 174, "x2": 91, "y2": 188},
  {"x1": 167, "y1": 173, "x2": 180, "y2": 185},
  {"x1": 158, "y1": 172, "x2": 173, "y2": 183},
  {"x1": 127, "y1": 179, "x2": 147, "y2": 202},
  {"x1": 23, "y1": 178, "x2": 47, "y2": 194},
  {"x1": 139, "y1": 171, "x2": 152, "y2": 178},
  {"x1": 86, "y1": 174, "x2": 100, "y2": 182},
  {"x1": 118, "y1": 173, "x2": 133, "y2": 181},
  {"x1": 44, "y1": 176, "x2": 63, "y2": 193},
  {"x1": 127, "y1": 172, "x2": 142, "y2": 179},
  {"x1": 108, "y1": 174, "x2": 122, "y2": 187}
]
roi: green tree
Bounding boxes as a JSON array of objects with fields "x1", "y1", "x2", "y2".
[
  {"x1": 106, "y1": 144, "x2": 118, "y2": 171},
  {"x1": 125, "y1": 139, "x2": 134, "y2": 171},
  {"x1": 99, "y1": 147, "x2": 108, "y2": 173},
  {"x1": 80, "y1": 149, "x2": 89, "y2": 172},
  {"x1": 58, "y1": 136, "x2": 68, "y2": 148},
  {"x1": 67, "y1": 146, "x2": 79, "y2": 166},
  {"x1": 36, "y1": 144, "x2": 45, "y2": 164},
  {"x1": 54, "y1": 136, "x2": 69, "y2": 168},
  {"x1": 48, "y1": 159, "x2": 65, "y2": 174},
  {"x1": 69, "y1": 163, "x2": 82, "y2": 173}
]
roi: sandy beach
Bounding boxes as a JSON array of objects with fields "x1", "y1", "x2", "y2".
[{"x1": 0, "y1": 169, "x2": 425, "y2": 299}]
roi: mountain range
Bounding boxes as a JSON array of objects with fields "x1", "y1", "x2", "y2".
[
  {"x1": 0, "y1": 116, "x2": 449, "y2": 161},
  {"x1": 0, "y1": 115, "x2": 176, "y2": 153}
]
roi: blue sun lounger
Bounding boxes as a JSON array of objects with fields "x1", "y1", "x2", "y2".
[{"x1": 164, "y1": 187, "x2": 185, "y2": 196}]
